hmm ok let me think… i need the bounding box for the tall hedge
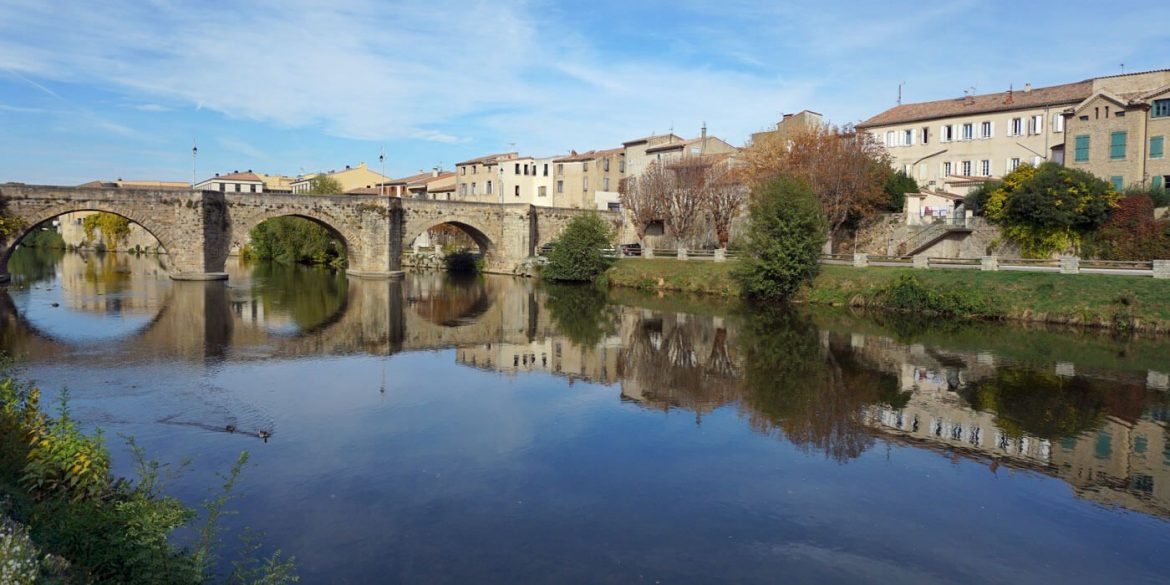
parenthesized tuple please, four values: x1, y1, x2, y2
(733, 176, 828, 302)
(542, 214, 614, 282)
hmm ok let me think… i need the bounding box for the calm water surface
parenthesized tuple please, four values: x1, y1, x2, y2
(3, 247, 1170, 584)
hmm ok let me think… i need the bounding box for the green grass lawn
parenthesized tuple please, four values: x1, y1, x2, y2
(604, 259, 1170, 332)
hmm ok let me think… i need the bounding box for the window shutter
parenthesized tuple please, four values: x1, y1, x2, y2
(1150, 136, 1164, 159)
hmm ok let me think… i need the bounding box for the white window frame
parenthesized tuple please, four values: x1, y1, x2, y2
(961, 123, 974, 140)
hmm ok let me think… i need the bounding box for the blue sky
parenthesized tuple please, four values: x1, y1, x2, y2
(1, 0, 1167, 185)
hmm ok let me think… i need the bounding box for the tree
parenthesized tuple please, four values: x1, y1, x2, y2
(308, 175, 343, 195)
(704, 160, 749, 249)
(660, 158, 712, 247)
(743, 124, 889, 249)
(619, 164, 669, 245)
(543, 213, 615, 282)
(883, 169, 918, 212)
(983, 162, 1118, 257)
(733, 176, 828, 302)
(0, 196, 25, 240)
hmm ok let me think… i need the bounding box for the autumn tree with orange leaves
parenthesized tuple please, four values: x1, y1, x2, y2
(743, 124, 891, 249)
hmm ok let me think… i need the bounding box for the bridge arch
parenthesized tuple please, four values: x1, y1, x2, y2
(227, 211, 362, 269)
(1, 204, 180, 280)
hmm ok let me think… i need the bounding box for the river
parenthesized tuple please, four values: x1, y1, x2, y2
(3, 247, 1169, 584)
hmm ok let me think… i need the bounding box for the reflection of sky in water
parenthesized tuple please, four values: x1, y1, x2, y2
(5, 252, 1170, 584)
(12, 284, 158, 343)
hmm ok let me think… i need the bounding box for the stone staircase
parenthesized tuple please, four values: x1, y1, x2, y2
(899, 220, 972, 257)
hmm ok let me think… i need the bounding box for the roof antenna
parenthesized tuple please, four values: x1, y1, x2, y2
(897, 81, 905, 105)
(1120, 62, 1125, 73)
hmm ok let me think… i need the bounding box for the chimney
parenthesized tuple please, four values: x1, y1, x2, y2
(345, 165, 351, 170)
(432, 167, 439, 177)
(1024, 83, 1032, 93)
(700, 122, 708, 156)
(1004, 85, 1014, 105)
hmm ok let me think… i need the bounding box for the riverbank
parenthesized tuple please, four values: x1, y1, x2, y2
(604, 259, 1170, 333)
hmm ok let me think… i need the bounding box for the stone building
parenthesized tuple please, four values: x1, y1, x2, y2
(859, 82, 1088, 195)
(749, 110, 824, 146)
(453, 152, 518, 203)
(552, 147, 625, 209)
(195, 171, 266, 193)
(1062, 70, 1170, 190)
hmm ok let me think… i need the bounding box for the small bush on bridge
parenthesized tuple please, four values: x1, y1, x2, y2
(542, 213, 615, 282)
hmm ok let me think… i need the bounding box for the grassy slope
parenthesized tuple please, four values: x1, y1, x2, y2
(604, 259, 1170, 332)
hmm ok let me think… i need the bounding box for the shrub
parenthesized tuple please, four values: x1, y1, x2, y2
(443, 250, 482, 274)
(733, 176, 827, 302)
(883, 169, 918, 212)
(1082, 195, 1170, 260)
(543, 213, 614, 282)
(869, 275, 1003, 318)
(963, 180, 1002, 217)
(983, 162, 1118, 257)
(81, 212, 131, 249)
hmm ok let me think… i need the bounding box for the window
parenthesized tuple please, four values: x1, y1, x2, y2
(1052, 114, 1064, 133)
(460, 166, 466, 176)
(603, 177, 610, 191)
(603, 158, 610, 172)
(941, 125, 954, 142)
(619, 159, 626, 172)
(943, 161, 952, 176)
(515, 163, 520, 174)
(472, 165, 477, 174)
(1111, 176, 1124, 191)
(1074, 134, 1090, 162)
(514, 185, 520, 197)
(583, 176, 589, 191)
(921, 127, 929, 144)
(904, 129, 914, 145)
(607, 202, 621, 212)
(1010, 117, 1023, 136)
(459, 184, 467, 196)
(219, 183, 225, 192)
(486, 180, 493, 194)
(556, 164, 563, 175)
(886, 130, 897, 146)
(981, 160, 991, 176)
(980, 121, 993, 138)
(539, 186, 547, 197)
(961, 160, 972, 175)
(1150, 136, 1164, 159)
(1029, 115, 1044, 135)
(1110, 131, 1127, 160)
(1154, 99, 1170, 118)
(556, 180, 564, 193)
(583, 161, 588, 172)
(250, 184, 256, 193)
(471, 182, 477, 194)
(961, 123, 973, 140)
(1009, 158, 1021, 172)
(1154, 176, 1164, 190)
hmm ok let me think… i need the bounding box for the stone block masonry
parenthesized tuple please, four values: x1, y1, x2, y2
(0, 184, 618, 282)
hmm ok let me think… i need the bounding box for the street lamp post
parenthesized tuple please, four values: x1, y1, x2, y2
(379, 148, 386, 197)
(191, 140, 198, 188)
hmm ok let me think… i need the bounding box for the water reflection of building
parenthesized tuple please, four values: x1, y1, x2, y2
(457, 337, 623, 384)
(849, 332, 1170, 518)
(57, 252, 170, 315)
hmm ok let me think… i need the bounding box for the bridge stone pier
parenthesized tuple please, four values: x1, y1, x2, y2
(0, 184, 623, 283)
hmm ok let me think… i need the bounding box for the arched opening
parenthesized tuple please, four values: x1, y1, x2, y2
(237, 215, 352, 271)
(2, 208, 175, 287)
(405, 271, 491, 327)
(405, 221, 493, 272)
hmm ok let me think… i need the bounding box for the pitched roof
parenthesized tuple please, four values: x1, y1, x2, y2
(456, 152, 517, 166)
(858, 80, 1093, 128)
(204, 171, 263, 182)
(553, 147, 623, 163)
(622, 133, 682, 146)
(646, 138, 700, 154)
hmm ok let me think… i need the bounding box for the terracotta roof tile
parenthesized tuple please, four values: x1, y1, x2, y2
(859, 81, 1093, 128)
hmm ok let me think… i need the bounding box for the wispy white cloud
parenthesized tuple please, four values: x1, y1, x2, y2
(0, 103, 48, 113)
(132, 103, 170, 112)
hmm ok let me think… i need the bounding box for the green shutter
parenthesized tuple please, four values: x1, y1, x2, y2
(1154, 176, 1164, 190)
(1074, 135, 1090, 162)
(1151, 136, 1165, 159)
(1111, 176, 1124, 191)
(1110, 131, 1127, 160)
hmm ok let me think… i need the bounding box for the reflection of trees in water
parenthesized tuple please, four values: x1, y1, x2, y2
(959, 368, 1156, 440)
(250, 262, 348, 331)
(543, 283, 618, 349)
(737, 308, 906, 463)
(619, 313, 741, 415)
(7, 245, 65, 285)
(410, 274, 490, 326)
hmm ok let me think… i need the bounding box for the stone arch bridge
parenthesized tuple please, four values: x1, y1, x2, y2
(0, 184, 621, 282)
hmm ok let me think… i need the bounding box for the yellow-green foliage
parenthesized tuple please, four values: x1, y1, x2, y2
(983, 163, 1118, 258)
(81, 212, 132, 248)
(21, 390, 111, 502)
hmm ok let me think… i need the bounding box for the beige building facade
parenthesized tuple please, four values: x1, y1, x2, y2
(1063, 70, 1170, 190)
(860, 82, 1089, 194)
(552, 147, 625, 209)
(454, 152, 518, 203)
(749, 110, 824, 145)
(291, 162, 388, 194)
(195, 171, 266, 193)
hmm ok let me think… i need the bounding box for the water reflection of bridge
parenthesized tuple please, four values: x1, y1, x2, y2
(4, 259, 1170, 521)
